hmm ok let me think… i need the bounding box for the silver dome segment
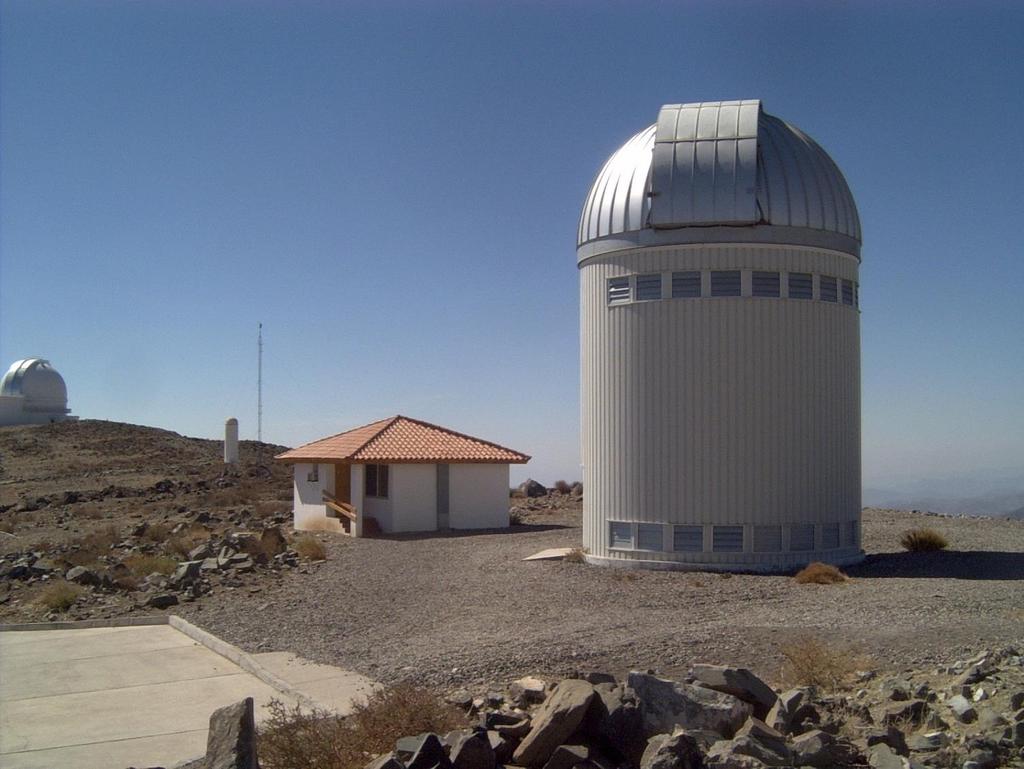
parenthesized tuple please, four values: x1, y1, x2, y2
(577, 100, 861, 261)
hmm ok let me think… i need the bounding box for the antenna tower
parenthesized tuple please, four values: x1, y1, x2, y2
(257, 322, 263, 443)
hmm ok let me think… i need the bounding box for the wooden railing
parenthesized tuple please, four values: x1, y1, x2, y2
(322, 492, 357, 521)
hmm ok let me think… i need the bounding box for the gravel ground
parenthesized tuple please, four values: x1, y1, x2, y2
(177, 507, 1024, 691)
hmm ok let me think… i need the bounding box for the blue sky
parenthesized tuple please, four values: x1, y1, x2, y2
(1, 1, 1022, 489)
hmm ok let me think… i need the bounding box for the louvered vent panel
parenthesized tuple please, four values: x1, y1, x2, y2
(821, 523, 840, 549)
(711, 271, 741, 297)
(637, 523, 663, 551)
(713, 525, 744, 552)
(820, 276, 838, 303)
(790, 524, 815, 551)
(607, 277, 630, 305)
(754, 525, 782, 552)
(752, 271, 780, 297)
(635, 274, 662, 301)
(788, 272, 813, 300)
(671, 271, 701, 298)
(673, 525, 703, 552)
(842, 280, 854, 305)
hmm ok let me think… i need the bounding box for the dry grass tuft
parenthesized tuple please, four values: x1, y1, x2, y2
(292, 534, 326, 561)
(124, 553, 178, 576)
(778, 635, 867, 691)
(38, 580, 85, 612)
(794, 561, 849, 584)
(142, 522, 172, 543)
(900, 527, 948, 552)
(260, 684, 467, 769)
(564, 546, 588, 564)
(165, 525, 209, 558)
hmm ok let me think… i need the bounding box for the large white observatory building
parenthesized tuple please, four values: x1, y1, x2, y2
(578, 100, 862, 571)
(0, 358, 75, 426)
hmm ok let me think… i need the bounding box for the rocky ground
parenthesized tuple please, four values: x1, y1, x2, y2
(4, 420, 1024, 768)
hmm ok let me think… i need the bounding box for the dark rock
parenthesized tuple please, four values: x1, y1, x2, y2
(732, 718, 791, 766)
(581, 683, 646, 767)
(583, 672, 618, 686)
(510, 676, 547, 706)
(62, 491, 82, 505)
(483, 712, 525, 729)
(365, 755, 405, 769)
(486, 731, 515, 764)
(205, 697, 257, 769)
(189, 543, 214, 561)
(764, 689, 802, 734)
(1011, 691, 1024, 710)
(963, 749, 998, 769)
(65, 566, 100, 585)
(541, 744, 589, 769)
(517, 479, 547, 498)
(865, 726, 909, 757)
(170, 560, 203, 587)
(792, 730, 864, 767)
(881, 699, 927, 728)
(405, 733, 451, 769)
(145, 593, 179, 609)
(639, 731, 703, 769)
(450, 730, 496, 769)
(260, 526, 288, 556)
(906, 732, 948, 752)
(513, 679, 596, 767)
(691, 664, 777, 720)
(493, 719, 531, 739)
(30, 559, 60, 575)
(957, 661, 996, 687)
(628, 671, 751, 738)
(447, 691, 474, 710)
(948, 694, 978, 723)
(153, 479, 175, 494)
(867, 743, 905, 769)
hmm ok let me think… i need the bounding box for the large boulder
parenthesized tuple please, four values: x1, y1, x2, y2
(582, 683, 647, 766)
(730, 719, 791, 766)
(628, 672, 752, 739)
(513, 679, 597, 767)
(403, 734, 452, 769)
(690, 665, 777, 720)
(792, 730, 865, 767)
(205, 697, 258, 769)
(947, 694, 978, 723)
(517, 479, 548, 498)
(450, 730, 496, 769)
(541, 744, 589, 769)
(639, 730, 703, 769)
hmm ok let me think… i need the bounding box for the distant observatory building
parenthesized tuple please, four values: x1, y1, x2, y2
(0, 358, 76, 426)
(578, 100, 863, 571)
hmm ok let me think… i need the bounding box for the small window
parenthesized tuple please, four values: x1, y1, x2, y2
(635, 273, 662, 301)
(751, 271, 780, 297)
(609, 521, 633, 549)
(754, 525, 782, 552)
(608, 277, 630, 305)
(710, 271, 741, 297)
(820, 276, 838, 303)
(842, 280, 854, 306)
(365, 463, 389, 498)
(637, 523, 663, 551)
(854, 283, 860, 308)
(847, 519, 860, 547)
(713, 525, 744, 552)
(821, 523, 840, 549)
(671, 271, 701, 298)
(790, 524, 815, 551)
(788, 273, 813, 300)
(673, 525, 703, 552)
(306, 464, 319, 483)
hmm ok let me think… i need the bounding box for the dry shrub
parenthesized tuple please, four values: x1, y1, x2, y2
(292, 534, 326, 561)
(124, 553, 178, 576)
(143, 522, 171, 543)
(553, 480, 572, 494)
(165, 525, 208, 557)
(508, 510, 524, 526)
(564, 546, 588, 564)
(794, 562, 848, 584)
(112, 573, 141, 591)
(778, 635, 866, 691)
(260, 685, 466, 769)
(900, 527, 948, 552)
(38, 580, 85, 612)
(77, 503, 105, 520)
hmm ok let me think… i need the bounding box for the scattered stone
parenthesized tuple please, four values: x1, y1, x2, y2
(640, 730, 703, 769)
(510, 676, 547, 706)
(541, 744, 588, 769)
(65, 566, 100, 585)
(628, 671, 751, 739)
(486, 731, 515, 764)
(513, 679, 596, 767)
(690, 664, 777, 720)
(205, 697, 257, 769)
(865, 726, 909, 757)
(517, 479, 547, 498)
(948, 694, 978, 723)
(907, 731, 948, 752)
(450, 730, 496, 769)
(1011, 691, 1024, 710)
(145, 593, 179, 609)
(365, 755, 404, 769)
(405, 733, 451, 769)
(867, 743, 906, 769)
(583, 682, 646, 766)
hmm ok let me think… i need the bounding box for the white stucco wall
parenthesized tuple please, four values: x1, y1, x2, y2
(366, 464, 437, 533)
(449, 464, 510, 530)
(292, 463, 345, 533)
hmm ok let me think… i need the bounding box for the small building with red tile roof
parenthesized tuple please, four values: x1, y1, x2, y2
(275, 415, 530, 536)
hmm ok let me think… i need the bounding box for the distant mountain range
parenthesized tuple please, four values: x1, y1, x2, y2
(864, 468, 1024, 518)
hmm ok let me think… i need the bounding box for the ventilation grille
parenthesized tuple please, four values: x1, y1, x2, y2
(788, 273, 813, 300)
(637, 523, 663, 551)
(608, 277, 630, 305)
(673, 525, 703, 552)
(790, 524, 815, 551)
(671, 271, 701, 298)
(848, 519, 860, 547)
(635, 274, 662, 301)
(711, 271, 741, 297)
(713, 525, 744, 552)
(751, 271, 780, 297)
(754, 525, 782, 552)
(842, 280, 854, 306)
(820, 276, 838, 303)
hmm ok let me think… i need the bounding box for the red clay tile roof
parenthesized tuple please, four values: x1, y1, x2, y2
(275, 416, 530, 464)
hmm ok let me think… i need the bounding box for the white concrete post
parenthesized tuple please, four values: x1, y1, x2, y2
(224, 418, 239, 464)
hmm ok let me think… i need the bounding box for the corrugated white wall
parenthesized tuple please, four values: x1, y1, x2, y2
(449, 464, 510, 530)
(580, 244, 861, 569)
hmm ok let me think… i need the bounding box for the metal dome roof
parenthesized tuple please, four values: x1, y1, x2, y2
(577, 100, 861, 261)
(0, 358, 69, 412)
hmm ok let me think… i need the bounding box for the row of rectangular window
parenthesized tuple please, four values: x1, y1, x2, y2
(609, 520, 859, 553)
(608, 271, 858, 307)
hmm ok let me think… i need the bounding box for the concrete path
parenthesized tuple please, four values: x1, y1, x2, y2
(0, 623, 376, 769)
